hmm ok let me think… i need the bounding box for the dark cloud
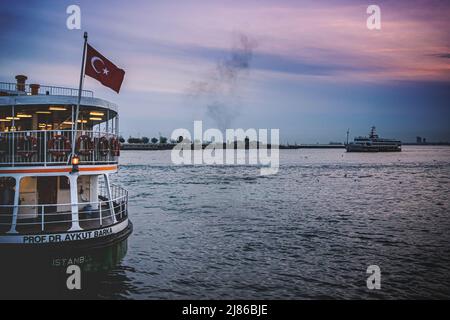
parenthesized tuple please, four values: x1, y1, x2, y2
(434, 53, 450, 59)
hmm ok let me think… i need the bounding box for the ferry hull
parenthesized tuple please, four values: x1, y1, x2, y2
(346, 145, 401, 152)
(0, 232, 131, 299)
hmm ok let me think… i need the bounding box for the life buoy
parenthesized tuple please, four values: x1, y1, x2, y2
(98, 136, 110, 157)
(110, 137, 120, 156)
(17, 136, 38, 159)
(48, 135, 71, 158)
(76, 135, 94, 156)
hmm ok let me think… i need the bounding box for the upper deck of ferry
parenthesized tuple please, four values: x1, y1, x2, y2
(0, 75, 120, 168)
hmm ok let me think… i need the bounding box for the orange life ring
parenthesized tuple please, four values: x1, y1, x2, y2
(98, 136, 110, 157)
(76, 135, 94, 156)
(110, 137, 120, 156)
(17, 136, 38, 159)
(48, 135, 71, 158)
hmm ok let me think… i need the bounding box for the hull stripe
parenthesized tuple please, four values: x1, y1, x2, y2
(0, 219, 129, 245)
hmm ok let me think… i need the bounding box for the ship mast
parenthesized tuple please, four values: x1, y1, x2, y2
(370, 126, 377, 139)
(71, 32, 88, 164)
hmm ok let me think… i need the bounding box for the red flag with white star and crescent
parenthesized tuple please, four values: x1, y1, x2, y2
(85, 44, 125, 93)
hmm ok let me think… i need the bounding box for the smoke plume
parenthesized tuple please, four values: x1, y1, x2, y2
(188, 33, 258, 131)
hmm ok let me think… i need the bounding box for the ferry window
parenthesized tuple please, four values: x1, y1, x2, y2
(59, 176, 70, 190)
(77, 175, 91, 203)
(0, 177, 15, 206)
(0, 177, 15, 231)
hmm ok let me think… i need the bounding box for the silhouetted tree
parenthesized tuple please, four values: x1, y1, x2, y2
(128, 137, 143, 144)
(142, 137, 150, 144)
(159, 136, 168, 144)
(151, 137, 158, 144)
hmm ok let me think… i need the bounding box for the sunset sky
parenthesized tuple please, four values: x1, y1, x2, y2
(1, 0, 449, 142)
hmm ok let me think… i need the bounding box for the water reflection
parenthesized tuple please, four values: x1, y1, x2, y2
(0, 239, 129, 299)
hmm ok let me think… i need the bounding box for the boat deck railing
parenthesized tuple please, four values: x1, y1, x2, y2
(0, 184, 128, 235)
(0, 82, 94, 98)
(0, 129, 119, 167)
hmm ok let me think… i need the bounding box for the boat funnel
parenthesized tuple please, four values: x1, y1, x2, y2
(15, 74, 28, 92)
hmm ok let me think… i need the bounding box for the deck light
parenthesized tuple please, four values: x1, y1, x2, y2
(71, 155, 80, 173)
(6, 117, 20, 120)
(0, 119, 11, 122)
(36, 111, 52, 114)
(72, 156, 80, 165)
(89, 117, 102, 121)
(64, 120, 88, 124)
(49, 106, 67, 111)
(89, 111, 104, 116)
(17, 114, 32, 118)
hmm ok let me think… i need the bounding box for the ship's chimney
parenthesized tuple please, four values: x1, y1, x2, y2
(30, 83, 40, 95)
(15, 75, 27, 92)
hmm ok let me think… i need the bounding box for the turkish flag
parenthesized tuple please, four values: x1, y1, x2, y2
(85, 44, 125, 93)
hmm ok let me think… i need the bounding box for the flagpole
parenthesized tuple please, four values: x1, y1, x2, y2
(71, 31, 88, 162)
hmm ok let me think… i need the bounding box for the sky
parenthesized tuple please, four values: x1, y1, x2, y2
(0, 0, 449, 143)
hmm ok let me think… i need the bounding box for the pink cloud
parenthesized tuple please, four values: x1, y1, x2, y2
(88, 1, 449, 85)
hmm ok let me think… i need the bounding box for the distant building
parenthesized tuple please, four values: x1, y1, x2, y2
(416, 136, 422, 144)
(423, 138, 426, 143)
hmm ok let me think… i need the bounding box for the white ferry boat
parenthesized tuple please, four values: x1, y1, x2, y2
(0, 75, 132, 247)
(346, 126, 401, 152)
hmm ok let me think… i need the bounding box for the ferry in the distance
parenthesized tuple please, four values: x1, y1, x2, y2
(346, 126, 401, 152)
(0, 75, 132, 247)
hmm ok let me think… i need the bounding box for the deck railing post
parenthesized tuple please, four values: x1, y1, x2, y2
(68, 174, 81, 231)
(41, 205, 45, 232)
(125, 196, 127, 218)
(11, 131, 15, 167)
(99, 202, 103, 227)
(44, 132, 47, 166)
(103, 174, 117, 224)
(7, 176, 21, 234)
(120, 199, 123, 220)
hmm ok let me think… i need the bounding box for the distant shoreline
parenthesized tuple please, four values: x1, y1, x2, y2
(120, 142, 450, 151)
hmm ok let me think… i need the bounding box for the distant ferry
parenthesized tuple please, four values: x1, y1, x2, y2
(346, 127, 401, 152)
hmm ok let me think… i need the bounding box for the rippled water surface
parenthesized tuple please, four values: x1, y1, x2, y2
(102, 146, 450, 299)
